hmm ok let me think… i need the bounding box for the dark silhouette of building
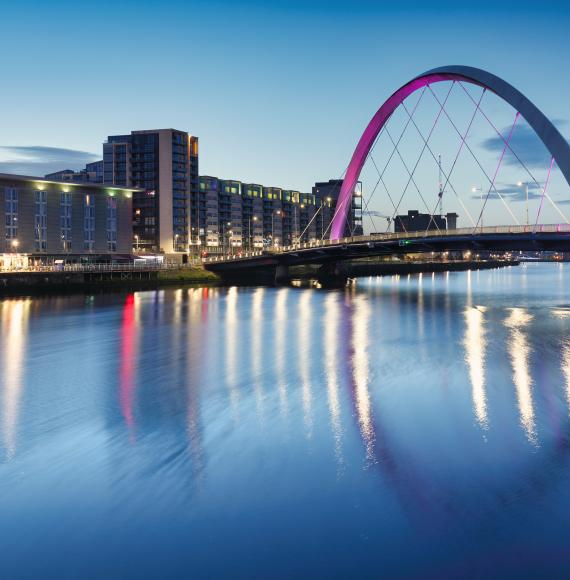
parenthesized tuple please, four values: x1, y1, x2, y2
(394, 210, 459, 233)
(312, 179, 363, 238)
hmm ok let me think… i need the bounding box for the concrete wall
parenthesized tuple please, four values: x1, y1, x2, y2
(158, 130, 174, 253)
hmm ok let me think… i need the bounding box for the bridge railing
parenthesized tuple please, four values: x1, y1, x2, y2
(1, 263, 177, 274)
(202, 224, 570, 264)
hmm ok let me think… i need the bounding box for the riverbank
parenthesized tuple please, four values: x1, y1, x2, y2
(0, 259, 520, 296)
(0, 266, 221, 296)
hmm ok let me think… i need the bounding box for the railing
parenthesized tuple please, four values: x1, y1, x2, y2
(202, 224, 570, 264)
(1, 263, 177, 274)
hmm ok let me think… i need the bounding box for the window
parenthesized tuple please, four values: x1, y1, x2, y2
(61, 192, 72, 251)
(5, 187, 18, 243)
(35, 190, 48, 251)
(107, 197, 117, 252)
(84, 194, 95, 251)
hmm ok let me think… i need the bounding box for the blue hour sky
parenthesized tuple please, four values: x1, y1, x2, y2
(1, 0, 569, 225)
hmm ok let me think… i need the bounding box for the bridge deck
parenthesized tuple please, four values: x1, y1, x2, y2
(204, 224, 570, 269)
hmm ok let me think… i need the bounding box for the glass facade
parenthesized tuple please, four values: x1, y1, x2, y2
(5, 187, 18, 244)
(83, 194, 95, 251)
(60, 192, 72, 251)
(195, 177, 327, 252)
(106, 197, 118, 252)
(105, 130, 199, 252)
(34, 190, 48, 251)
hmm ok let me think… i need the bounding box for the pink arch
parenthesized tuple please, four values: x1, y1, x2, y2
(329, 66, 570, 240)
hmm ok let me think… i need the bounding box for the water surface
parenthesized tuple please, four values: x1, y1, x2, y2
(2, 264, 570, 578)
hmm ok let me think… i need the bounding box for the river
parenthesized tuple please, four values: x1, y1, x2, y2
(1, 263, 570, 578)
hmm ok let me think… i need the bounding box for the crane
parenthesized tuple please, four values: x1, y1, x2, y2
(362, 210, 392, 224)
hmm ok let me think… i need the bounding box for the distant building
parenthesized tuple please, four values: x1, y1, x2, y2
(196, 177, 318, 253)
(85, 160, 104, 183)
(446, 212, 459, 230)
(103, 129, 199, 253)
(45, 160, 103, 184)
(312, 179, 363, 238)
(394, 210, 459, 233)
(0, 173, 135, 267)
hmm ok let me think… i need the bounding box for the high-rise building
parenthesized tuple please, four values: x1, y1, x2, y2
(103, 129, 199, 253)
(197, 176, 319, 253)
(312, 179, 363, 238)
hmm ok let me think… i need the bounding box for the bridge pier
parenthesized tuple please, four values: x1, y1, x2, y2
(275, 264, 290, 285)
(317, 262, 350, 287)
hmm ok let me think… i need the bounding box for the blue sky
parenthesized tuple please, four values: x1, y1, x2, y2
(1, 0, 569, 226)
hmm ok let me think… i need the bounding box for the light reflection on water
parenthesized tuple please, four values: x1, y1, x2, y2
(1, 299, 30, 459)
(464, 299, 489, 429)
(2, 264, 570, 578)
(324, 293, 344, 472)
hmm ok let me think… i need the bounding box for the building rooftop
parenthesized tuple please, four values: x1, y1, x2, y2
(0, 173, 142, 193)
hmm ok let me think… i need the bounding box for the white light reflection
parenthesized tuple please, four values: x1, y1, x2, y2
(324, 293, 344, 472)
(251, 288, 266, 425)
(505, 308, 537, 445)
(173, 288, 183, 325)
(464, 306, 489, 429)
(560, 341, 570, 417)
(417, 273, 425, 341)
(298, 290, 313, 439)
(1, 300, 30, 460)
(225, 287, 240, 412)
(351, 294, 375, 462)
(274, 288, 289, 417)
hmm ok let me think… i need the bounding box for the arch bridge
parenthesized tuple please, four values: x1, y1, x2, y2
(204, 66, 570, 284)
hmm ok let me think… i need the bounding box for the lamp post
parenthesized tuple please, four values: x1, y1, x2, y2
(471, 186, 484, 228)
(517, 181, 530, 226)
(272, 209, 281, 248)
(298, 204, 305, 243)
(11, 239, 19, 251)
(249, 215, 258, 251)
(134, 234, 139, 253)
(321, 196, 332, 238)
(174, 233, 179, 252)
(222, 221, 231, 254)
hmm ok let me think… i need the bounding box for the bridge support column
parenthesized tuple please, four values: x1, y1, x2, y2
(275, 264, 290, 285)
(317, 262, 350, 287)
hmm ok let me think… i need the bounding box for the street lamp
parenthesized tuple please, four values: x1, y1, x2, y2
(249, 215, 258, 251)
(472, 186, 484, 228)
(134, 234, 139, 252)
(222, 221, 231, 254)
(174, 233, 179, 252)
(272, 209, 281, 248)
(517, 181, 530, 226)
(320, 197, 333, 238)
(11, 239, 19, 250)
(298, 204, 306, 243)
